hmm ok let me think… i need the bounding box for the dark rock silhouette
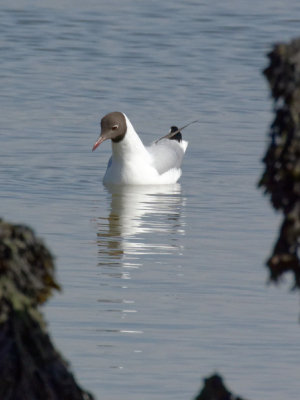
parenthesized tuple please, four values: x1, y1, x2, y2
(259, 38, 300, 289)
(194, 374, 246, 400)
(0, 219, 94, 400)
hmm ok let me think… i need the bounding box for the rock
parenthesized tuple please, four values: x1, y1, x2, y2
(0, 219, 95, 400)
(194, 374, 246, 400)
(259, 38, 300, 289)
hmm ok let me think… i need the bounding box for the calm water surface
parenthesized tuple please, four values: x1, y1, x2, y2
(1, 1, 300, 399)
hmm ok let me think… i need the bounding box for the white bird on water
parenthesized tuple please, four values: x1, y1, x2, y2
(92, 111, 193, 185)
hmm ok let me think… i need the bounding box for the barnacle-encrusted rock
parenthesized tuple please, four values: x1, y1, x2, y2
(259, 38, 300, 288)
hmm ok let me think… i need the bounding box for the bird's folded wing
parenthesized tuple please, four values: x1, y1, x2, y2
(146, 140, 186, 175)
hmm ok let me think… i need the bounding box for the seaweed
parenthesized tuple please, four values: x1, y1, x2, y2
(0, 220, 94, 400)
(259, 39, 300, 289)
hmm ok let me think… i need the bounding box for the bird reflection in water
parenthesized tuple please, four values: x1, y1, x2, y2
(96, 184, 185, 265)
(95, 184, 186, 341)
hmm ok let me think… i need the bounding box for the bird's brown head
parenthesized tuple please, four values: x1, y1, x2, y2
(92, 112, 127, 151)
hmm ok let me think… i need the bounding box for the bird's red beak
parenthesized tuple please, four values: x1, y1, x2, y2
(92, 136, 106, 151)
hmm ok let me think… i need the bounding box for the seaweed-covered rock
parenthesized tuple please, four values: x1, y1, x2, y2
(194, 374, 246, 400)
(0, 219, 60, 316)
(0, 219, 94, 400)
(259, 38, 300, 289)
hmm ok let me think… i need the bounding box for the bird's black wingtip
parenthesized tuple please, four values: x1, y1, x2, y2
(169, 126, 182, 142)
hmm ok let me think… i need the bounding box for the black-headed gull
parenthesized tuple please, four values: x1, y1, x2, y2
(92, 112, 188, 185)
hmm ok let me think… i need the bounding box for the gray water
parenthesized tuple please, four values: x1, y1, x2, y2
(1, 1, 300, 399)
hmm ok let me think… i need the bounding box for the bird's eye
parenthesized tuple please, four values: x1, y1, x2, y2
(112, 124, 119, 130)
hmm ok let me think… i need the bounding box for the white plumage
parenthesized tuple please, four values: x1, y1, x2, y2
(92, 112, 188, 185)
